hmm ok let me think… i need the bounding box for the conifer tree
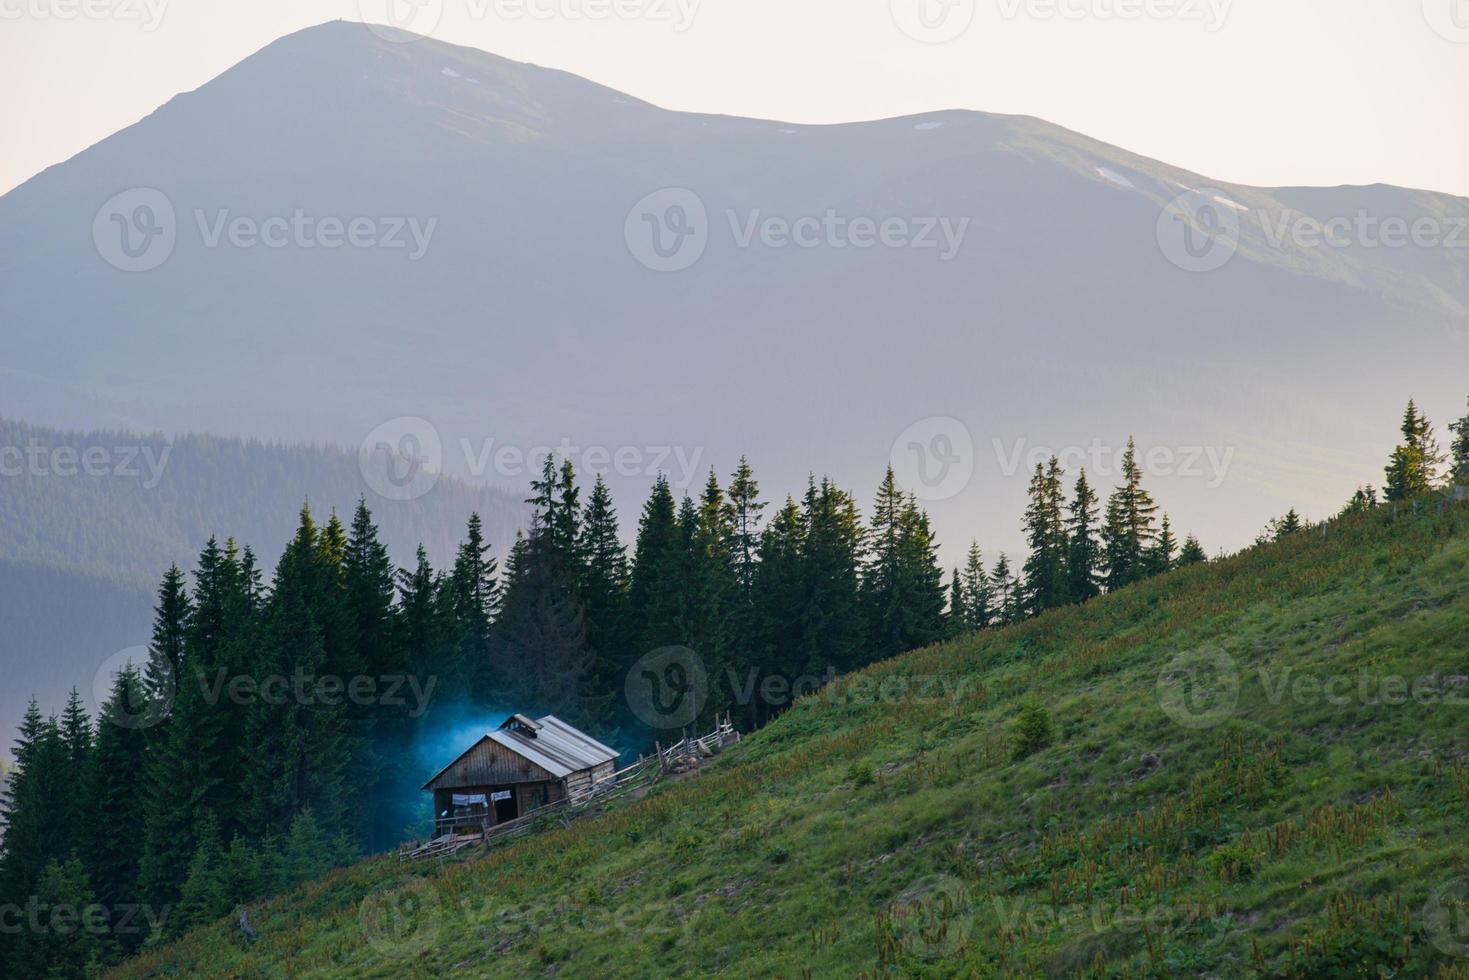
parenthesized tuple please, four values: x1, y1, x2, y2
(343, 499, 403, 852)
(59, 688, 92, 841)
(1021, 458, 1069, 615)
(1176, 534, 1208, 566)
(579, 476, 630, 697)
(448, 512, 498, 692)
(990, 554, 1020, 625)
(1101, 438, 1159, 591)
(146, 564, 191, 710)
(173, 812, 230, 938)
(861, 469, 944, 656)
(220, 834, 262, 907)
(238, 507, 351, 843)
(796, 478, 866, 675)
(1065, 470, 1103, 603)
(750, 498, 806, 727)
(960, 543, 994, 631)
(1339, 486, 1380, 517)
(87, 666, 149, 921)
(139, 536, 253, 906)
(1449, 397, 1469, 485)
(0, 702, 68, 951)
(8, 858, 115, 977)
(1149, 514, 1179, 574)
(946, 568, 967, 637)
(1384, 399, 1444, 500)
(627, 475, 683, 655)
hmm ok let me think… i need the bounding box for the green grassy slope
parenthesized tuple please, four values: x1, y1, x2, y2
(119, 500, 1469, 978)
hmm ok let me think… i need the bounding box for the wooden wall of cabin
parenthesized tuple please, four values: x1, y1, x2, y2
(425, 736, 557, 791)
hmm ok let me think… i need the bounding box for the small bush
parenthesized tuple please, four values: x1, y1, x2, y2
(1206, 842, 1258, 882)
(1011, 703, 1055, 761)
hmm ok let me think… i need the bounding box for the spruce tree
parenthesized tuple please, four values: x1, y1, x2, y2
(138, 538, 249, 907)
(87, 666, 150, 921)
(960, 543, 994, 631)
(946, 568, 967, 637)
(448, 512, 498, 692)
(627, 475, 683, 655)
(1101, 438, 1159, 591)
(1148, 514, 1179, 574)
(343, 499, 402, 851)
(8, 858, 115, 977)
(990, 554, 1020, 625)
(861, 469, 944, 657)
(146, 564, 191, 710)
(238, 507, 351, 842)
(0, 702, 60, 954)
(796, 478, 865, 675)
(1384, 399, 1444, 501)
(579, 476, 630, 698)
(1176, 534, 1208, 566)
(1449, 397, 1469, 485)
(172, 812, 230, 938)
(59, 688, 92, 842)
(750, 498, 806, 727)
(1021, 458, 1069, 615)
(1065, 470, 1103, 603)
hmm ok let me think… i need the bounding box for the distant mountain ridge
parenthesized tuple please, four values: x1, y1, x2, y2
(1, 19, 1466, 561)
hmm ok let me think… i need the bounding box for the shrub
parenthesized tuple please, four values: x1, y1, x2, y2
(1011, 703, 1055, 761)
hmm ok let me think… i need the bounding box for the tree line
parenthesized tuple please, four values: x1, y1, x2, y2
(5, 394, 1467, 974)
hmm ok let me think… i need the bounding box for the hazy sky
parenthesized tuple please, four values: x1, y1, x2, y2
(3, 0, 1468, 197)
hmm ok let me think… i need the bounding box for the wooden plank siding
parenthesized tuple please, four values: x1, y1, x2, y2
(424, 735, 557, 791)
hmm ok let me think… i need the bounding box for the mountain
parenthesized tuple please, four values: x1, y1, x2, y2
(116, 497, 1469, 976)
(0, 417, 524, 750)
(1, 21, 1467, 558)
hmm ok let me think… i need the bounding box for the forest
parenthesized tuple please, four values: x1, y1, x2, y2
(1, 397, 1465, 974)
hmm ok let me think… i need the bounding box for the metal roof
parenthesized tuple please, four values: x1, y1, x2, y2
(422, 713, 618, 788)
(488, 714, 618, 778)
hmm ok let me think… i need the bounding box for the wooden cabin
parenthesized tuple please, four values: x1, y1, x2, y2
(422, 714, 619, 835)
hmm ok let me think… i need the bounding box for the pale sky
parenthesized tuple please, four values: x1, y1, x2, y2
(2, 0, 1468, 198)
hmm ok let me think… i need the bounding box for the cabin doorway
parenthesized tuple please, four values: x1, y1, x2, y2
(492, 790, 517, 824)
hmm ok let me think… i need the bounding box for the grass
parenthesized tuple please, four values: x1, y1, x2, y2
(116, 499, 1469, 978)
